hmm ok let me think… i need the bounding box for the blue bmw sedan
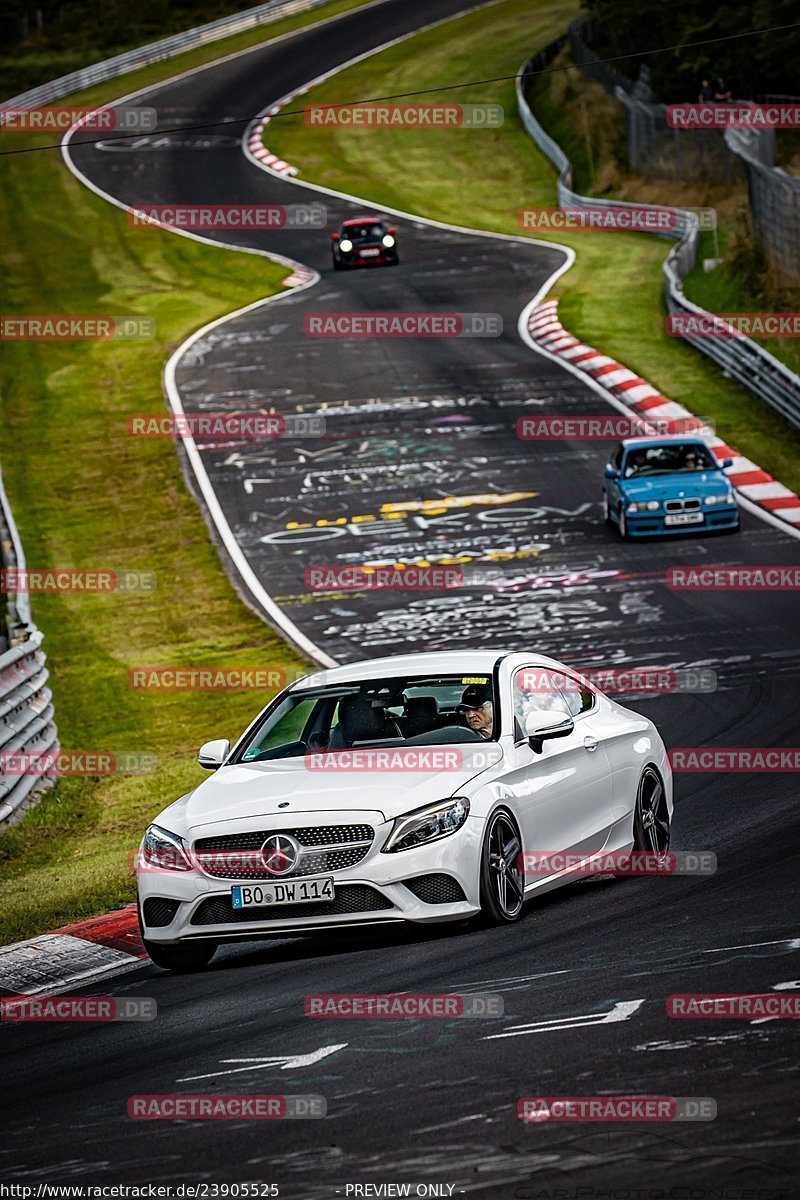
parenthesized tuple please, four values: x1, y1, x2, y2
(603, 437, 739, 539)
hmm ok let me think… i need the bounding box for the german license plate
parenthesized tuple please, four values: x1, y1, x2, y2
(665, 512, 704, 526)
(231, 877, 335, 908)
(360, 248, 380, 257)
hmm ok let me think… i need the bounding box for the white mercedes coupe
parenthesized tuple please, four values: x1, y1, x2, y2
(137, 651, 672, 970)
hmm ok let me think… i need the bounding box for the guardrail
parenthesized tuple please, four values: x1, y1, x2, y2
(0, 467, 58, 829)
(517, 48, 800, 432)
(1, 0, 335, 112)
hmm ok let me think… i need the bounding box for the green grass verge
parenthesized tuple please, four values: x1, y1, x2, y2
(0, 0, 393, 944)
(265, 0, 800, 493)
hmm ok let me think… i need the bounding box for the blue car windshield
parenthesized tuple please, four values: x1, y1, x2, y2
(624, 443, 715, 477)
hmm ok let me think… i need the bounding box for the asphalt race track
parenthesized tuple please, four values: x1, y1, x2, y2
(4, 0, 798, 1194)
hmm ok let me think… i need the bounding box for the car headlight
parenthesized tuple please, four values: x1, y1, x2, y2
(141, 824, 193, 871)
(382, 797, 470, 853)
(704, 492, 735, 505)
(627, 500, 659, 513)
(339, 238, 353, 252)
(382, 234, 395, 248)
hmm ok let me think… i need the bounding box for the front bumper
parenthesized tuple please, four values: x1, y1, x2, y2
(624, 504, 739, 536)
(137, 810, 481, 944)
(338, 248, 398, 267)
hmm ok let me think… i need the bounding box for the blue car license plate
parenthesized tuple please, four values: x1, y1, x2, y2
(664, 512, 704, 526)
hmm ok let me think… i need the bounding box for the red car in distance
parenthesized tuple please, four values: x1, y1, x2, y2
(331, 215, 399, 269)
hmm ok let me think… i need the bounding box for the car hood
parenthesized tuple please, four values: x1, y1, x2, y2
(622, 470, 729, 501)
(159, 746, 503, 832)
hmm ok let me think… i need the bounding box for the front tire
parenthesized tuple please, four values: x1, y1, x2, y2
(143, 938, 217, 972)
(618, 505, 630, 540)
(479, 808, 525, 924)
(603, 491, 613, 526)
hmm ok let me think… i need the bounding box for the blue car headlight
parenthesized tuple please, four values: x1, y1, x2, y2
(382, 797, 470, 853)
(704, 492, 735, 506)
(627, 500, 660, 513)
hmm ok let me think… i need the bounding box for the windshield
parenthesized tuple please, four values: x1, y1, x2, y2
(623, 443, 716, 477)
(234, 673, 497, 762)
(342, 222, 386, 242)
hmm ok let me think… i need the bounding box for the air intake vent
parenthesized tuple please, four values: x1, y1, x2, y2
(403, 874, 467, 904)
(142, 897, 180, 927)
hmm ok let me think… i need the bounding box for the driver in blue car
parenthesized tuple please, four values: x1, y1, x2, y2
(458, 684, 494, 739)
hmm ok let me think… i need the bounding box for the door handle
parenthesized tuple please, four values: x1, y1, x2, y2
(583, 736, 598, 752)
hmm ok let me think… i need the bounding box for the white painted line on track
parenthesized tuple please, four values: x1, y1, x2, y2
(178, 1043, 348, 1081)
(483, 998, 646, 1039)
(701, 938, 800, 954)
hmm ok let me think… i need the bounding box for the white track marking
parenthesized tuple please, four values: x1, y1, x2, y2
(178, 1043, 348, 1080)
(700, 938, 800, 954)
(161, 286, 339, 667)
(445, 970, 569, 990)
(483, 997, 645, 1039)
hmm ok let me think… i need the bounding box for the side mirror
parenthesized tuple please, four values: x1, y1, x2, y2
(604, 465, 619, 479)
(722, 457, 733, 468)
(331, 233, 340, 241)
(524, 710, 574, 754)
(197, 738, 230, 770)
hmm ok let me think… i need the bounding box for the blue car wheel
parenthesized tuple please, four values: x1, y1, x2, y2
(618, 505, 632, 540)
(602, 491, 613, 526)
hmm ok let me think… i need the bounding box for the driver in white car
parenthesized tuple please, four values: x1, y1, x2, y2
(458, 684, 494, 739)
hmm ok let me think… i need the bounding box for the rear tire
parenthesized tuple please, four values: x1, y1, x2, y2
(479, 808, 525, 924)
(143, 938, 217, 972)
